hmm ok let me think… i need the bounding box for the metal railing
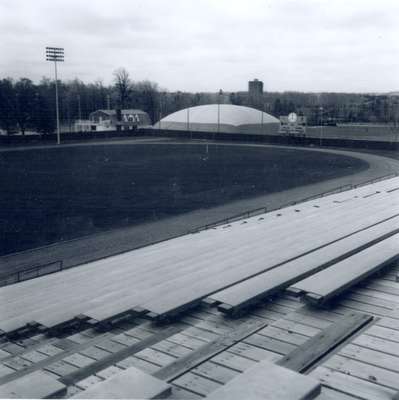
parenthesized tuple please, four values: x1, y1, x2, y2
(191, 172, 399, 233)
(0, 260, 63, 287)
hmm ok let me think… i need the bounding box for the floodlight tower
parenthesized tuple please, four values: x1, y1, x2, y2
(319, 106, 324, 146)
(46, 47, 64, 144)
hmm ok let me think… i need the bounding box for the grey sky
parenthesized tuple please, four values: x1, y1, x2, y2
(1, 0, 398, 92)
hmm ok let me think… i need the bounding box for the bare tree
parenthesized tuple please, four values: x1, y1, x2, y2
(113, 67, 131, 109)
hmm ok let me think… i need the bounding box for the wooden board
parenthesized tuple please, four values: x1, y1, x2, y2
(311, 366, 397, 400)
(289, 234, 399, 305)
(206, 360, 321, 400)
(60, 325, 182, 386)
(340, 343, 399, 373)
(72, 366, 171, 399)
(324, 354, 399, 390)
(210, 216, 399, 314)
(0, 370, 66, 398)
(154, 318, 268, 381)
(277, 312, 372, 372)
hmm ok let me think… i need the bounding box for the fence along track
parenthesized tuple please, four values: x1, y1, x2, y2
(191, 172, 398, 232)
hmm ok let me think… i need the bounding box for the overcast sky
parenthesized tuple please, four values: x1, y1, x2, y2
(1, 0, 398, 93)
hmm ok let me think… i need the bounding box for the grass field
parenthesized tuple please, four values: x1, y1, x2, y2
(0, 143, 368, 255)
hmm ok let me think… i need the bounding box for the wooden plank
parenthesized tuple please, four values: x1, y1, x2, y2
(316, 387, 358, 400)
(258, 326, 309, 346)
(352, 333, 399, 357)
(324, 354, 399, 390)
(283, 311, 332, 330)
(110, 333, 140, 347)
(134, 347, 177, 367)
(277, 312, 372, 373)
(192, 361, 239, 384)
(182, 326, 220, 342)
(206, 360, 321, 400)
(79, 346, 112, 361)
(376, 317, 399, 331)
(363, 281, 399, 296)
(340, 343, 399, 373)
(170, 385, 203, 399)
(311, 366, 396, 400)
(227, 342, 282, 362)
(345, 292, 395, 310)
(365, 325, 399, 343)
(272, 317, 322, 336)
(211, 217, 399, 314)
(153, 318, 268, 382)
(336, 300, 394, 318)
(0, 370, 66, 399)
(351, 287, 399, 304)
(151, 340, 193, 358)
(0, 364, 15, 379)
(172, 371, 221, 396)
(3, 356, 32, 371)
(211, 351, 257, 372)
(244, 334, 296, 355)
(72, 367, 171, 399)
(95, 365, 123, 380)
(59, 325, 182, 386)
(44, 360, 80, 377)
(166, 333, 207, 350)
(289, 234, 399, 305)
(116, 356, 160, 374)
(62, 353, 95, 368)
(75, 374, 103, 390)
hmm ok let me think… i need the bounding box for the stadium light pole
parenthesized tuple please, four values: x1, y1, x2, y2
(319, 106, 324, 147)
(46, 47, 64, 145)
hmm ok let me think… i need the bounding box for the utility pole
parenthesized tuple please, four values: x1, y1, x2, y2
(217, 89, 222, 137)
(159, 94, 162, 130)
(319, 106, 324, 147)
(187, 107, 190, 134)
(107, 94, 111, 110)
(46, 47, 64, 145)
(261, 104, 264, 135)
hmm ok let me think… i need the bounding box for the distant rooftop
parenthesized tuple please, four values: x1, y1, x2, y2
(94, 109, 148, 115)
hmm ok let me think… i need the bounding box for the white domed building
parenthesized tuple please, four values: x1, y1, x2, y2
(154, 104, 280, 135)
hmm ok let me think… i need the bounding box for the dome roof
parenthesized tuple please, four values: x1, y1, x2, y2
(157, 104, 279, 127)
(153, 104, 280, 135)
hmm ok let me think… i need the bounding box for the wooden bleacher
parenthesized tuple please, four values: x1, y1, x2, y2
(0, 177, 398, 335)
(288, 234, 399, 305)
(1, 177, 399, 399)
(208, 216, 399, 315)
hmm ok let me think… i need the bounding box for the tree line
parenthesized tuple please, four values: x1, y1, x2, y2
(0, 67, 398, 135)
